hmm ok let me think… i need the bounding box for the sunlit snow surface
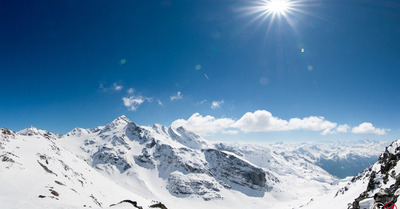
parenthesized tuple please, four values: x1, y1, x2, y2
(0, 116, 392, 209)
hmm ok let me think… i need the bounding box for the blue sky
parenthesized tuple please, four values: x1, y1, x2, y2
(0, 0, 399, 142)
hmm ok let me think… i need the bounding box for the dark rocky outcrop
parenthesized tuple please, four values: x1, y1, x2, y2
(346, 140, 400, 209)
(167, 172, 222, 200)
(149, 202, 168, 209)
(110, 200, 143, 209)
(203, 149, 277, 194)
(92, 147, 131, 173)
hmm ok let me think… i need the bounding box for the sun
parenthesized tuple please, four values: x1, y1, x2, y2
(265, 0, 292, 15)
(241, 0, 303, 26)
(239, 0, 316, 39)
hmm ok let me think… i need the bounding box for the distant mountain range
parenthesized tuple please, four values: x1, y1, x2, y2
(0, 116, 394, 209)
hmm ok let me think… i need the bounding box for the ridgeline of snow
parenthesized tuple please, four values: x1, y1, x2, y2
(0, 116, 392, 209)
(302, 140, 400, 209)
(0, 127, 149, 209)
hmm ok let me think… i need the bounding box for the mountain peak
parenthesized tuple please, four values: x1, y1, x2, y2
(1, 128, 15, 136)
(101, 115, 135, 133)
(114, 115, 131, 123)
(167, 126, 209, 149)
(66, 127, 91, 137)
(108, 115, 132, 126)
(16, 126, 59, 139)
(152, 123, 168, 135)
(18, 126, 41, 136)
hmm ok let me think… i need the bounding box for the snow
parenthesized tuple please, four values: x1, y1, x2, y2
(0, 129, 150, 209)
(0, 116, 394, 209)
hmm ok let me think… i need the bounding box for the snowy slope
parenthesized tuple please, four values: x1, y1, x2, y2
(0, 116, 391, 209)
(269, 141, 386, 178)
(342, 139, 400, 209)
(301, 140, 400, 209)
(58, 116, 281, 202)
(57, 116, 341, 208)
(0, 127, 151, 209)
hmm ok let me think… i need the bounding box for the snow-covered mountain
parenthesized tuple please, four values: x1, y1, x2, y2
(0, 127, 149, 209)
(269, 140, 385, 178)
(0, 116, 392, 209)
(295, 140, 400, 209)
(332, 139, 400, 209)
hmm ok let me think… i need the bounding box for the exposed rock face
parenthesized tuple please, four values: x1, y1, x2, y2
(125, 121, 152, 144)
(149, 202, 168, 209)
(167, 172, 222, 200)
(1, 128, 14, 136)
(92, 147, 131, 173)
(154, 144, 208, 176)
(338, 140, 400, 209)
(204, 149, 273, 192)
(134, 148, 155, 169)
(0, 128, 15, 149)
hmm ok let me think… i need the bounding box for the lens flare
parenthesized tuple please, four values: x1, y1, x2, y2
(240, 0, 314, 28)
(265, 0, 292, 15)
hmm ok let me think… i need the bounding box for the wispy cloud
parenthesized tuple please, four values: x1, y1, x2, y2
(211, 100, 224, 109)
(170, 91, 183, 101)
(122, 89, 152, 111)
(122, 96, 144, 111)
(157, 99, 163, 106)
(100, 82, 123, 92)
(113, 83, 123, 91)
(197, 100, 207, 105)
(171, 110, 390, 137)
(352, 122, 389, 135)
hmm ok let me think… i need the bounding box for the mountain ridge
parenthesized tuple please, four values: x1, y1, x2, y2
(0, 116, 391, 209)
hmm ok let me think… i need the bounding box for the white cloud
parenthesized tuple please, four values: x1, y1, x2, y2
(122, 92, 152, 111)
(289, 116, 337, 133)
(127, 88, 134, 94)
(170, 91, 183, 101)
(232, 110, 290, 132)
(171, 113, 236, 136)
(113, 83, 123, 91)
(352, 122, 389, 135)
(122, 96, 144, 111)
(211, 100, 224, 109)
(157, 99, 163, 106)
(232, 110, 338, 135)
(170, 110, 390, 137)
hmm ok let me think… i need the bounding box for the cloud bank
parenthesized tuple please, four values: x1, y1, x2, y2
(171, 110, 389, 137)
(232, 110, 339, 135)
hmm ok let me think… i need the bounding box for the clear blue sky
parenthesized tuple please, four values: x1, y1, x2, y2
(1, 0, 399, 142)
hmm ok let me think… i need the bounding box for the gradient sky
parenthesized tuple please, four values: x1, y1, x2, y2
(1, 0, 399, 142)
